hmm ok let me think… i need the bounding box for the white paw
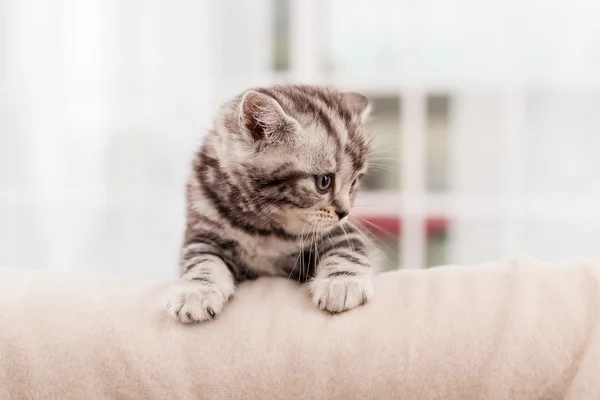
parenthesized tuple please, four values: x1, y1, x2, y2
(309, 273, 374, 314)
(166, 282, 235, 324)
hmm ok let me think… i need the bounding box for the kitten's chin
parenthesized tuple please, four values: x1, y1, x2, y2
(280, 218, 316, 236)
(281, 216, 337, 236)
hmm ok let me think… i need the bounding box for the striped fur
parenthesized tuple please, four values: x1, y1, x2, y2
(166, 84, 376, 323)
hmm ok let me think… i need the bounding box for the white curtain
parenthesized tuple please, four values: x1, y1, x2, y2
(450, 91, 600, 264)
(0, 0, 214, 278)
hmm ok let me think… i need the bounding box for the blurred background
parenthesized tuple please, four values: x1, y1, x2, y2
(1, 0, 600, 278)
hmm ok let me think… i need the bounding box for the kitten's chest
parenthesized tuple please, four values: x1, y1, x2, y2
(236, 235, 305, 276)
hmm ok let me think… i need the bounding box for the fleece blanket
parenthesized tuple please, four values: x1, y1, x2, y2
(0, 256, 599, 400)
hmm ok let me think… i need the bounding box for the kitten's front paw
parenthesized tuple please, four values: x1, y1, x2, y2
(309, 273, 374, 314)
(166, 282, 235, 324)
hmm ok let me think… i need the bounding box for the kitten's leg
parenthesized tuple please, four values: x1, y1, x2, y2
(166, 245, 235, 323)
(309, 234, 374, 313)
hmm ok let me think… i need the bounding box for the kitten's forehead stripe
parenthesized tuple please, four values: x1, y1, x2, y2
(256, 86, 372, 173)
(294, 86, 346, 143)
(275, 85, 365, 175)
(300, 85, 355, 139)
(277, 86, 341, 148)
(281, 85, 369, 172)
(311, 87, 354, 135)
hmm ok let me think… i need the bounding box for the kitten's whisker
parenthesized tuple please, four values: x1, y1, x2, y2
(303, 218, 318, 285)
(368, 148, 403, 156)
(367, 169, 399, 175)
(368, 163, 400, 170)
(340, 223, 355, 253)
(302, 218, 316, 279)
(352, 204, 393, 208)
(346, 220, 376, 247)
(351, 215, 399, 242)
(368, 168, 399, 174)
(369, 162, 400, 168)
(370, 144, 403, 150)
(289, 219, 311, 283)
(369, 158, 401, 162)
(368, 155, 401, 161)
(347, 220, 395, 267)
(323, 228, 335, 248)
(349, 216, 400, 267)
(367, 166, 400, 174)
(311, 221, 319, 280)
(368, 165, 400, 170)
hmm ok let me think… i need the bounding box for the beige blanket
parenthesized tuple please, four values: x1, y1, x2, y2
(0, 256, 599, 400)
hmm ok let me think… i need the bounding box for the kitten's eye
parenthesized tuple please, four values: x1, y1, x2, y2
(351, 178, 358, 187)
(314, 174, 333, 193)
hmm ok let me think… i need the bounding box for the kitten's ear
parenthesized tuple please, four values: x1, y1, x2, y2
(341, 92, 371, 123)
(239, 90, 298, 143)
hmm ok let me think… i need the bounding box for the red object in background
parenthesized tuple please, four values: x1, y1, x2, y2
(352, 215, 448, 238)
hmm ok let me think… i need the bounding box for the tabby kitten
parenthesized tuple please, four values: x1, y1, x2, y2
(166, 84, 375, 323)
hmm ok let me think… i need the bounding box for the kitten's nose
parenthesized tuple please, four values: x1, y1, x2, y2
(336, 210, 349, 220)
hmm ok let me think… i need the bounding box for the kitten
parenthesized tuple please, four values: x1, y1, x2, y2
(166, 84, 375, 323)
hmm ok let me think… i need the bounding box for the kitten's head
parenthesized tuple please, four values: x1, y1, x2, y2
(206, 85, 372, 235)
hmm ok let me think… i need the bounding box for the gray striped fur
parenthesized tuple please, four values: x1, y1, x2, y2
(165, 84, 376, 323)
